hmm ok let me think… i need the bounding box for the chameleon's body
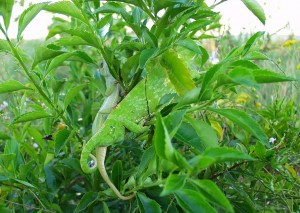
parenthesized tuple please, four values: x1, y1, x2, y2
(80, 60, 175, 200)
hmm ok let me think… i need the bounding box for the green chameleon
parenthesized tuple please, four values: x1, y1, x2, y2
(80, 58, 176, 200)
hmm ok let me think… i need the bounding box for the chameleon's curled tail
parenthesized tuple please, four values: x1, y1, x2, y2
(96, 147, 135, 200)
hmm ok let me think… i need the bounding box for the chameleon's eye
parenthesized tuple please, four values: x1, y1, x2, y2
(88, 160, 95, 168)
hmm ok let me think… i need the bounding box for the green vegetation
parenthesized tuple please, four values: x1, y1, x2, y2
(0, 0, 299, 212)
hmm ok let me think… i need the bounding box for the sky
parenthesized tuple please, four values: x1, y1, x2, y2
(0, 0, 299, 40)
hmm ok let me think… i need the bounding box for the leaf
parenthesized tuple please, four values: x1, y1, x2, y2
(44, 1, 85, 22)
(0, 0, 14, 29)
(12, 178, 37, 189)
(252, 69, 297, 83)
(228, 67, 258, 87)
(208, 108, 268, 145)
(0, 132, 10, 140)
(54, 36, 89, 46)
(175, 189, 217, 213)
(154, 0, 189, 14)
(74, 192, 99, 213)
(32, 46, 65, 68)
(162, 49, 196, 95)
(243, 51, 269, 60)
(112, 160, 123, 191)
(139, 48, 157, 69)
(161, 174, 186, 196)
(137, 193, 162, 213)
(0, 80, 32, 94)
(154, 114, 188, 168)
(164, 109, 186, 137)
(64, 29, 101, 49)
(175, 122, 204, 152)
(135, 146, 155, 177)
(185, 117, 219, 149)
(18, 2, 49, 40)
(102, 202, 111, 213)
(0, 39, 11, 53)
(189, 155, 216, 172)
(176, 39, 202, 55)
(55, 129, 71, 155)
(241, 0, 266, 24)
(64, 85, 86, 109)
(13, 111, 52, 124)
(242, 31, 265, 55)
(203, 147, 255, 162)
(193, 179, 234, 213)
(46, 51, 95, 75)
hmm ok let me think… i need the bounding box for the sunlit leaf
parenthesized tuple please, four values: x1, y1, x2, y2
(0, 80, 31, 94)
(0, 0, 14, 29)
(241, 0, 266, 24)
(13, 111, 52, 123)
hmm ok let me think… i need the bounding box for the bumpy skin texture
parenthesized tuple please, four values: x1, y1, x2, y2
(80, 60, 175, 199)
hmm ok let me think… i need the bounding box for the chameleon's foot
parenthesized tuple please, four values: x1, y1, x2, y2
(96, 147, 135, 200)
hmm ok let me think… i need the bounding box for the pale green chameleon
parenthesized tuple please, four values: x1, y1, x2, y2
(80, 58, 175, 200)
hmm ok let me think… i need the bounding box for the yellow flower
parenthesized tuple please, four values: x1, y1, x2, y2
(297, 64, 300, 70)
(235, 92, 251, 104)
(282, 40, 298, 47)
(254, 101, 262, 109)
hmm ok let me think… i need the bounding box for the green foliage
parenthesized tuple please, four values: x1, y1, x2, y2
(0, 0, 299, 212)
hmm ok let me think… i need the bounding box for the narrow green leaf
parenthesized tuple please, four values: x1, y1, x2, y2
(64, 29, 101, 49)
(208, 108, 268, 145)
(18, 2, 49, 40)
(64, 85, 86, 109)
(112, 160, 123, 191)
(55, 129, 71, 155)
(154, 0, 188, 14)
(0, 0, 14, 29)
(142, 27, 158, 48)
(185, 117, 219, 149)
(175, 189, 217, 213)
(0, 132, 10, 140)
(241, 0, 266, 24)
(154, 114, 188, 168)
(44, 1, 85, 22)
(12, 178, 37, 189)
(252, 69, 297, 83)
(161, 174, 186, 196)
(103, 202, 111, 213)
(189, 155, 216, 173)
(175, 122, 204, 152)
(137, 193, 162, 213)
(0, 80, 31, 94)
(243, 51, 269, 60)
(139, 48, 157, 69)
(0, 39, 11, 53)
(228, 67, 258, 87)
(32, 46, 65, 68)
(203, 147, 255, 162)
(164, 109, 186, 137)
(243, 31, 265, 55)
(162, 49, 196, 95)
(74, 192, 99, 213)
(13, 111, 52, 124)
(193, 179, 234, 213)
(176, 39, 202, 55)
(54, 36, 89, 46)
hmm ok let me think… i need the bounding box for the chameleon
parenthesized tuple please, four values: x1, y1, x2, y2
(80, 58, 175, 200)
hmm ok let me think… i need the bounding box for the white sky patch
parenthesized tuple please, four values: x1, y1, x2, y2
(0, 0, 299, 40)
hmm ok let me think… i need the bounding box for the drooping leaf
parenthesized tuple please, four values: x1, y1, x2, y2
(162, 49, 196, 95)
(55, 129, 71, 155)
(203, 147, 255, 162)
(208, 108, 268, 145)
(0, 80, 32, 94)
(137, 193, 162, 213)
(161, 174, 186, 196)
(0, 0, 14, 29)
(74, 192, 99, 213)
(154, 114, 188, 168)
(193, 179, 234, 213)
(13, 111, 52, 124)
(175, 122, 204, 152)
(175, 189, 217, 213)
(64, 85, 86, 109)
(32, 46, 65, 68)
(44, 1, 85, 22)
(18, 2, 49, 40)
(243, 51, 269, 60)
(139, 48, 157, 69)
(176, 38, 202, 55)
(112, 160, 123, 191)
(252, 69, 297, 83)
(185, 117, 219, 149)
(0, 39, 11, 53)
(242, 31, 264, 55)
(241, 0, 266, 24)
